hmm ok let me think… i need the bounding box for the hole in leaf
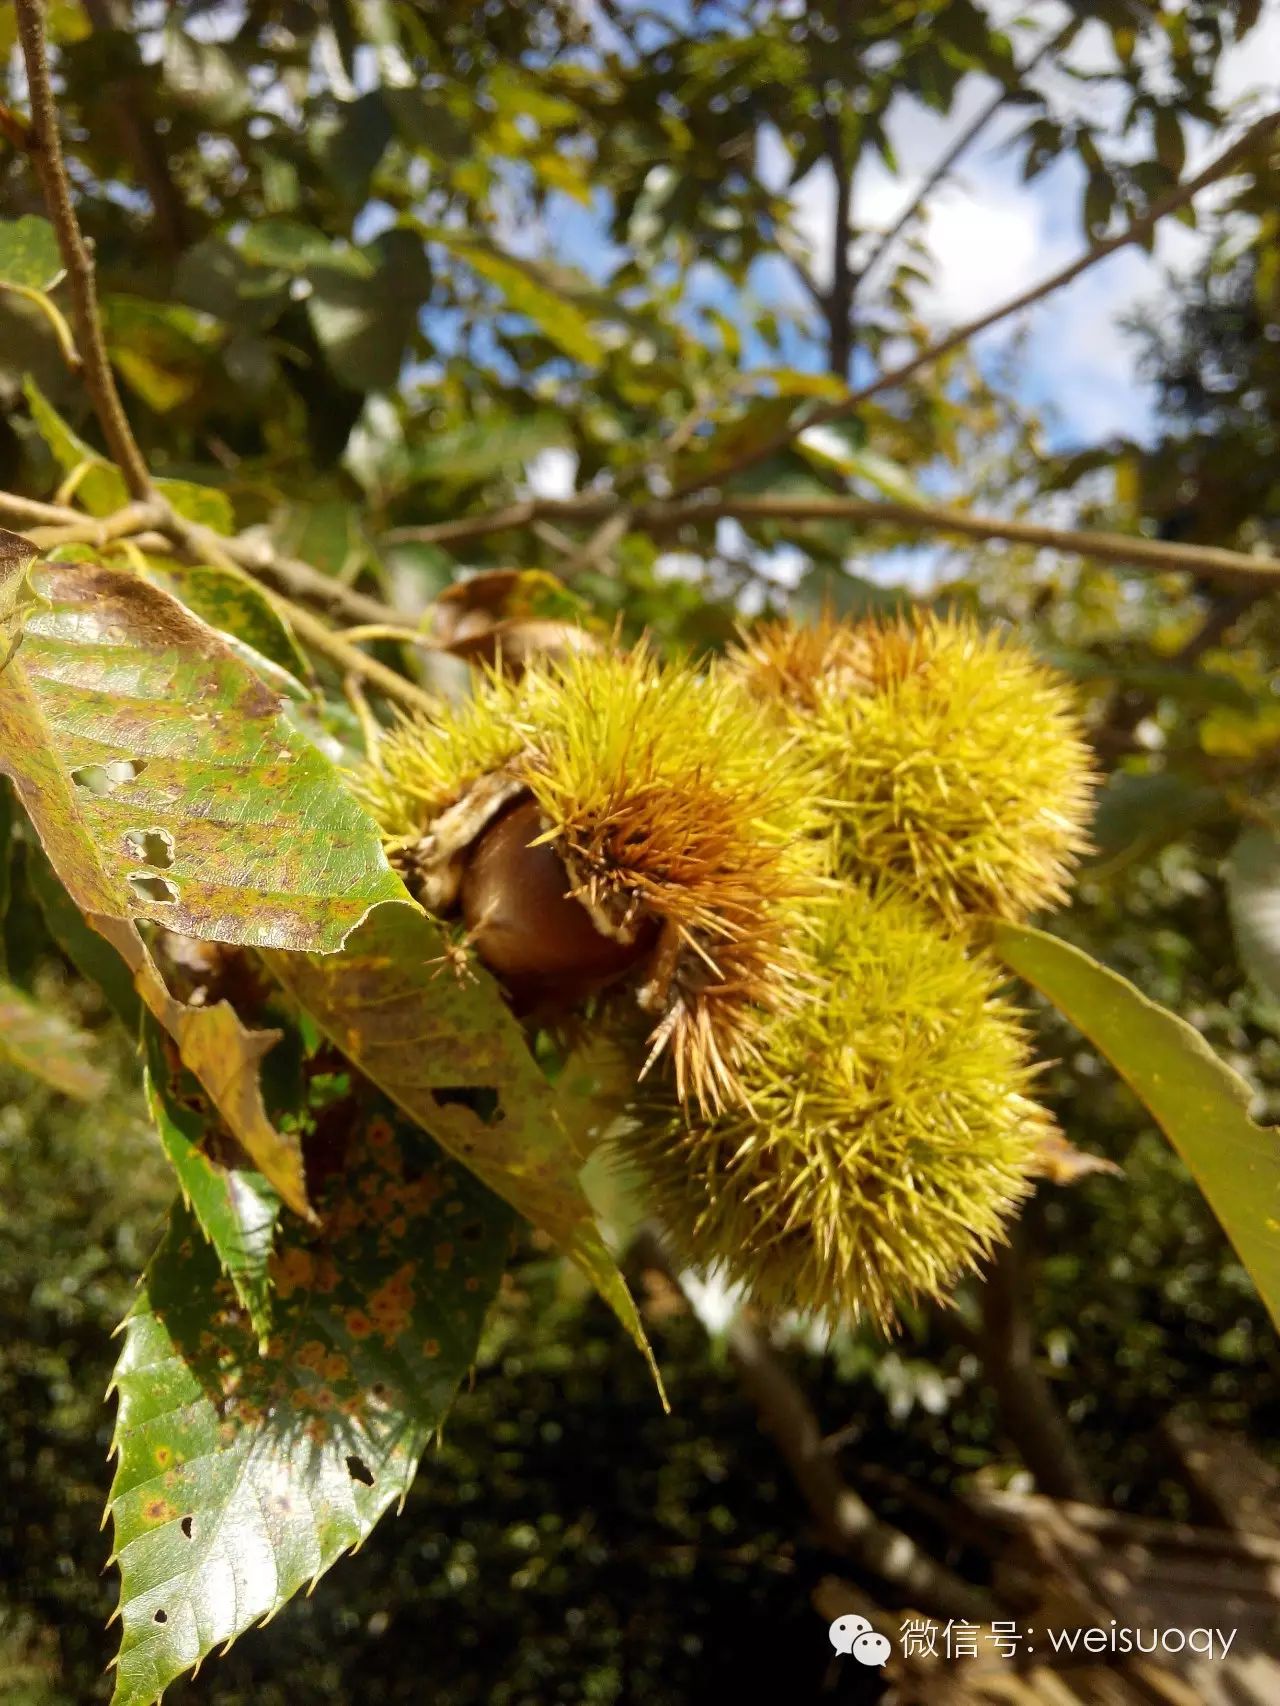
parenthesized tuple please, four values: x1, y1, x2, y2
(180, 1516, 193, 1539)
(128, 872, 179, 905)
(434, 1086, 501, 1123)
(154, 1609, 168, 1624)
(346, 1454, 375, 1487)
(124, 827, 175, 869)
(70, 758, 146, 796)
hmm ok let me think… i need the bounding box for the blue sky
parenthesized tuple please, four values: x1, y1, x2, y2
(523, 3, 1279, 498)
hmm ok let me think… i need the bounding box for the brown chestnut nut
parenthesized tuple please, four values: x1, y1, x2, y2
(460, 798, 652, 1001)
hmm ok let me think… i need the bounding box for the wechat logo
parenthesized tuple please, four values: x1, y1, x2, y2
(829, 1615, 892, 1667)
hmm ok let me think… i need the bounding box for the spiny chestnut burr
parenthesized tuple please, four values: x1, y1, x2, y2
(351, 644, 820, 1108)
(460, 797, 653, 1007)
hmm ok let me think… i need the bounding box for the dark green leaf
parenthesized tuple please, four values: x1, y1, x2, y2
(1087, 771, 1225, 875)
(107, 1111, 512, 1705)
(143, 1019, 280, 1346)
(264, 903, 664, 1399)
(994, 922, 1280, 1332)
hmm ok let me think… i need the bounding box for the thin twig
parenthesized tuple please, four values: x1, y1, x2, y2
(162, 513, 438, 716)
(377, 491, 1280, 586)
(14, 0, 153, 498)
(280, 600, 437, 716)
(672, 111, 1280, 499)
(632, 494, 1280, 587)
(382, 500, 539, 548)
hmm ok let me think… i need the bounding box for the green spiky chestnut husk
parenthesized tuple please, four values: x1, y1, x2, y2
(350, 644, 823, 1110)
(618, 886, 1053, 1328)
(726, 610, 1097, 926)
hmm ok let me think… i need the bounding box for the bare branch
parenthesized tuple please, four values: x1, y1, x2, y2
(975, 1235, 1100, 1506)
(15, 0, 153, 498)
(634, 493, 1280, 588)
(382, 501, 540, 549)
(673, 110, 1280, 498)
(376, 490, 1280, 587)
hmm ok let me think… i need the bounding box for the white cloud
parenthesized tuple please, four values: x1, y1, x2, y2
(767, 1, 1279, 451)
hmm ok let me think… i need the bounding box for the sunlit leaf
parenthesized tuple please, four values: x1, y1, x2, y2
(0, 556, 409, 951)
(23, 377, 235, 529)
(0, 213, 62, 289)
(994, 922, 1280, 1331)
(141, 555, 310, 684)
(108, 1109, 512, 1705)
(265, 903, 664, 1399)
(439, 237, 604, 366)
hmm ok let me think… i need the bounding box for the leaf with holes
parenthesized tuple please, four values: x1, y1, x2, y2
(0, 977, 107, 1099)
(265, 903, 665, 1400)
(993, 921, 1280, 1332)
(107, 1104, 511, 1706)
(0, 556, 410, 951)
(144, 1018, 281, 1344)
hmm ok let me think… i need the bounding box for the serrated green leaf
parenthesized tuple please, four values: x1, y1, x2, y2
(1225, 827, 1280, 1004)
(143, 1019, 280, 1346)
(993, 921, 1280, 1332)
(264, 904, 664, 1400)
(0, 976, 107, 1098)
(0, 214, 62, 290)
(0, 556, 409, 951)
(108, 1113, 511, 1706)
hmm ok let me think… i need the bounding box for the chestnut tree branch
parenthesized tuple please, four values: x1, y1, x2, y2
(384, 492, 1280, 587)
(14, 0, 153, 498)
